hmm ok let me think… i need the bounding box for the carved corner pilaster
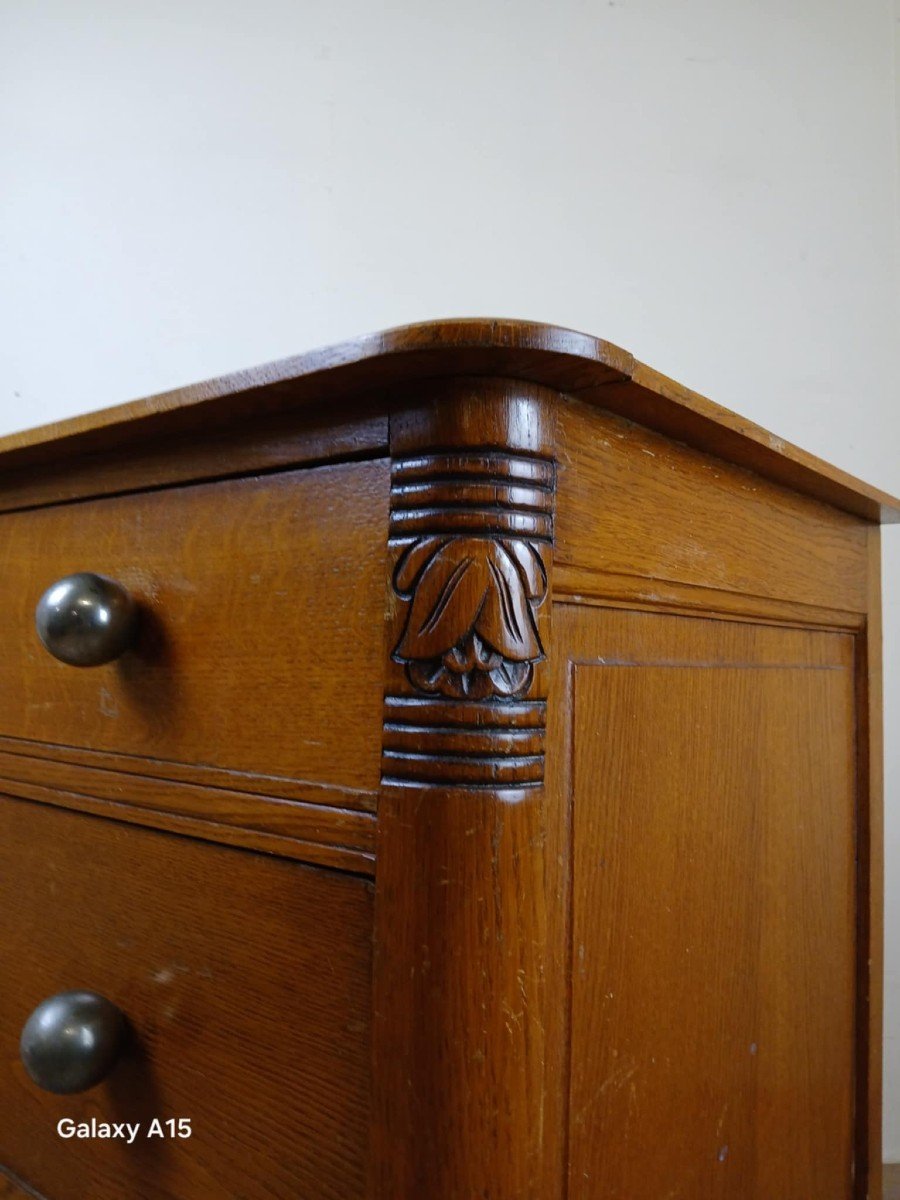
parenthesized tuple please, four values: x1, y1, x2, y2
(381, 383, 556, 795)
(373, 381, 561, 1198)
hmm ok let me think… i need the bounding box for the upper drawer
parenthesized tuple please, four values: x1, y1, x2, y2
(0, 460, 389, 795)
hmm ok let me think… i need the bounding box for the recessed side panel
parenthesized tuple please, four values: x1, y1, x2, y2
(564, 607, 856, 1199)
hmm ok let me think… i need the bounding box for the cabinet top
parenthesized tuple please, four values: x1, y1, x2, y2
(3, 318, 898, 522)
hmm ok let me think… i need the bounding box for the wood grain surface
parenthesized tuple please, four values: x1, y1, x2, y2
(557, 396, 869, 613)
(0, 319, 894, 522)
(0, 796, 373, 1200)
(560, 606, 857, 1199)
(0, 320, 890, 1200)
(371, 381, 565, 1199)
(860, 526, 886, 1198)
(0, 1168, 44, 1199)
(554, 563, 866, 632)
(0, 460, 388, 811)
(0, 404, 387, 515)
(0, 742, 375, 873)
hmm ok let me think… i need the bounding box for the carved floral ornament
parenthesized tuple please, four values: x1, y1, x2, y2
(391, 534, 548, 700)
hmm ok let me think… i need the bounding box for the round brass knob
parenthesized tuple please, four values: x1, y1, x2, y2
(20, 990, 126, 1094)
(35, 572, 137, 667)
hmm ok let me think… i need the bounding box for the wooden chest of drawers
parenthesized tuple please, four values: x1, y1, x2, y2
(0, 319, 895, 1199)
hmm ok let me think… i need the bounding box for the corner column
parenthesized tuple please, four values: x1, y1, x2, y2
(370, 378, 561, 1198)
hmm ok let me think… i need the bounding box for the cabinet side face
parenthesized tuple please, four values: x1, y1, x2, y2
(370, 379, 568, 1200)
(551, 399, 882, 1198)
(860, 526, 884, 1200)
(552, 606, 858, 1199)
(556, 396, 869, 620)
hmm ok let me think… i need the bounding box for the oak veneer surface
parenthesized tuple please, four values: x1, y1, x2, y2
(557, 397, 869, 613)
(0, 320, 896, 522)
(0, 742, 376, 873)
(563, 607, 856, 1199)
(0, 1172, 39, 1199)
(0, 795, 373, 1200)
(862, 525, 886, 1187)
(0, 402, 388, 514)
(371, 385, 560, 1198)
(0, 460, 388, 793)
(0, 322, 893, 1200)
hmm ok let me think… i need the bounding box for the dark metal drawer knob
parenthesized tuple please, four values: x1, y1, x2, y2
(20, 990, 126, 1094)
(35, 572, 138, 666)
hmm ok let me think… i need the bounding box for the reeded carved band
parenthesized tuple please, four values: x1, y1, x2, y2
(383, 449, 554, 792)
(390, 452, 554, 541)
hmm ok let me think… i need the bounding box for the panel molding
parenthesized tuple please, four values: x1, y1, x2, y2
(555, 563, 866, 632)
(551, 604, 862, 1199)
(0, 735, 375, 874)
(0, 733, 376, 808)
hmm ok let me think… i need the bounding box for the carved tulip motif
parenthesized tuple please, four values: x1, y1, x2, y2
(392, 535, 548, 699)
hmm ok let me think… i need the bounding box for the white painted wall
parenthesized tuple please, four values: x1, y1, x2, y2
(2, 0, 899, 1155)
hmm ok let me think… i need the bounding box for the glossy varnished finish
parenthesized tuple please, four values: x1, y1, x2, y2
(0, 797, 372, 1200)
(0, 740, 376, 873)
(0, 319, 895, 522)
(861, 526, 886, 1198)
(371, 379, 562, 1199)
(0, 460, 387, 867)
(0, 461, 387, 789)
(557, 397, 869, 614)
(0, 319, 894, 1199)
(561, 608, 856, 1198)
(0, 1172, 40, 1199)
(0, 403, 388, 514)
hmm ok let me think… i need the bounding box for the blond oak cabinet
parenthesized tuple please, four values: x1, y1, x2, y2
(0, 319, 895, 1199)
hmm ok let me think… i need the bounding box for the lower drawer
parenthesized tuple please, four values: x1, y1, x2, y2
(0, 797, 373, 1200)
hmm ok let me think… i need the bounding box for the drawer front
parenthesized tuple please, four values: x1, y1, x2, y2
(0, 460, 388, 794)
(0, 796, 373, 1199)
